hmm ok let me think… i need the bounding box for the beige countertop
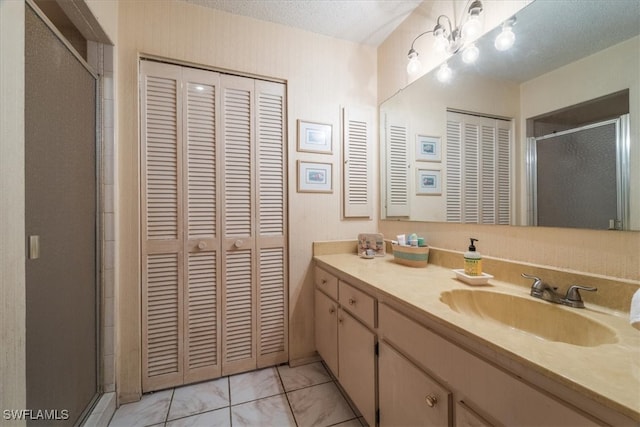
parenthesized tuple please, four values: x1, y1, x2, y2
(314, 253, 640, 422)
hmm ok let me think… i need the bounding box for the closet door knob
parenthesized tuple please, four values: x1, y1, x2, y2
(425, 395, 438, 408)
(329, 307, 335, 314)
(198, 241, 206, 250)
(348, 298, 356, 306)
(234, 239, 244, 248)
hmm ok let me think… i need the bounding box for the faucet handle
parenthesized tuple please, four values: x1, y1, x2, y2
(522, 273, 555, 290)
(563, 285, 597, 308)
(521, 273, 542, 285)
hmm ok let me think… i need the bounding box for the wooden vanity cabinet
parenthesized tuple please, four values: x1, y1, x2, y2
(314, 268, 377, 427)
(314, 288, 338, 376)
(378, 303, 600, 427)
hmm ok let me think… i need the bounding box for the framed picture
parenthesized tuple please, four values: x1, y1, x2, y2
(416, 169, 442, 195)
(416, 134, 441, 162)
(297, 120, 332, 154)
(297, 161, 332, 193)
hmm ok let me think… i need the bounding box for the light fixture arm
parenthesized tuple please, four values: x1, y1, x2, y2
(408, 30, 435, 55)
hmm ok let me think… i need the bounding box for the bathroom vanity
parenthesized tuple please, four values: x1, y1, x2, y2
(313, 243, 640, 426)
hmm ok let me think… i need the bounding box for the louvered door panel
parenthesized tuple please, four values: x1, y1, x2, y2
(223, 249, 255, 373)
(185, 251, 218, 381)
(183, 68, 221, 382)
(143, 253, 183, 390)
(256, 87, 285, 236)
(255, 81, 288, 367)
(223, 84, 253, 238)
(258, 248, 286, 360)
(221, 75, 257, 375)
(463, 122, 480, 223)
(497, 126, 511, 224)
(386, 121, 410, 217)
(446, 120, 462, 222)
(480, 125, 496, 224)
(185, 80, 217, 239)
(145, 77, 179, 240)
(343, 107, 372, 218)
(141, 61, 184, 391)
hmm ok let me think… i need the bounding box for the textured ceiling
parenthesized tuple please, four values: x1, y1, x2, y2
(183, 0, 423, 46)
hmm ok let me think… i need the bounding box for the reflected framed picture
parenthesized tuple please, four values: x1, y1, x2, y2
(416, 134, 441, 162)
(416, 169, 442, 195)
(297, 120, 333, 154)
(297, 161, 333, 193)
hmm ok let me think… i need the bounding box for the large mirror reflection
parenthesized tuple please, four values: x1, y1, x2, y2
(380, 0, 639, 230)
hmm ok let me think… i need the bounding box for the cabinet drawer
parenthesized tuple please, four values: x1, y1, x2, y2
(315, 266, 338, 300)
(339, 280, 375, 328)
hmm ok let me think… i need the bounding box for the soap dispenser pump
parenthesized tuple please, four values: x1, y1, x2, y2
(464, 238, 482, 276)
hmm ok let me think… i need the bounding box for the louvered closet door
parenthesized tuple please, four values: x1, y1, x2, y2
(181, 68, 222, 384)
(220, 75, 258, 375)
(255, 80, 288, 368)
(141, 62, 222, 391)
(141, 61, 185, 391)
(142, 61, 288, 387)
(219, 76, 288, 375)
(446, 111, 512, 225)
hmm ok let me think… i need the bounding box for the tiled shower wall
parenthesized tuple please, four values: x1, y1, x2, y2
(87, 41, 115, 394)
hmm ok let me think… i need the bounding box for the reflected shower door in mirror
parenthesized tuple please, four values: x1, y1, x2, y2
(379, 0, 639, 230)
(527, 115, 630, 230)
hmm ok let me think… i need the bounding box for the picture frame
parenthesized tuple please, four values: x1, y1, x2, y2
(416, 169, 442, 195)
(297, 120, 333, 154)
(297, 161, 333, 193)
(415, 134, 441, 162)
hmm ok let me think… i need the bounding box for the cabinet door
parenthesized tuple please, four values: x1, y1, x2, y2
(314, 289, 338, 376)
(338, 309, 376, 427)
(379, 341, 451, 427)
(455, 401, 493, 427)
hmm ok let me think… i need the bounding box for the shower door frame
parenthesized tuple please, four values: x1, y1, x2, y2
(526, 114, 630, 230)
(25, 0, 103, 423)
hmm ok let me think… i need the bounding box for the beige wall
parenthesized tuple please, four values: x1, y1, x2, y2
(0, 0, 26, 422)
(115, 0, 378, 402)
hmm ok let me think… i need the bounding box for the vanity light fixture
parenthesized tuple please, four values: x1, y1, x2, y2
(406, 0, 484, 75)
(406, 0, 517, 78)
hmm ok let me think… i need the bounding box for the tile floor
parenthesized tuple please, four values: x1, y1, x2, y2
(108, 362, 367, 427)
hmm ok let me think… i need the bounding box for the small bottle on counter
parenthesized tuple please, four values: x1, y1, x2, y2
(464, 238, 482, 276)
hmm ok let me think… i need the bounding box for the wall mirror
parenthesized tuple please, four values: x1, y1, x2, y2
(380, 0, 639, 230)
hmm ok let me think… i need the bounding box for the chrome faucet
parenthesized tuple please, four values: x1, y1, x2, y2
(521, 273, 597, 308)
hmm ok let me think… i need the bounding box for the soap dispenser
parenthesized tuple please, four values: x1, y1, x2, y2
(464, 238, 482, 276)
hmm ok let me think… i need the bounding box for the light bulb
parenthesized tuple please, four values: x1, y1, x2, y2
(462, 15, 481, 40)
(495, 26, 515, 51)
(407, 56, 422, 75)
(433, 27, 450, 53)
(406, 50, 422, 75)
(436, 63, 453, 83)
(462, 44, 479, 64)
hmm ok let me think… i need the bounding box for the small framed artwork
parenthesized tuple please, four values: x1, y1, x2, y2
(297, 161, 333, 193)
(297, 120, 333, 154)
(416, 169, 442, 195)
(416, 134, 441, 162)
